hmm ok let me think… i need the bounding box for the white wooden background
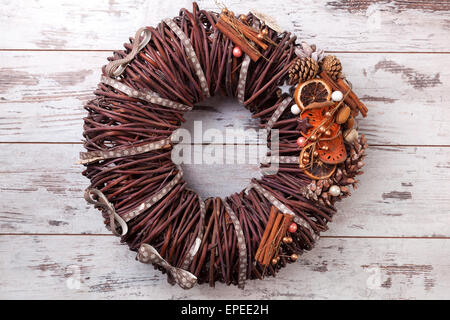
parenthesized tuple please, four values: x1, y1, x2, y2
(1, 0, 450, 299)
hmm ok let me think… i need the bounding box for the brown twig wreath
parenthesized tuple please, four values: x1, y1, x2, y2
(80, 2, 368, 289)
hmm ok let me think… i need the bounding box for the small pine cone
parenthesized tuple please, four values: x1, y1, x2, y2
(321, 55, 342, 80)
(289, 57, 319, 83)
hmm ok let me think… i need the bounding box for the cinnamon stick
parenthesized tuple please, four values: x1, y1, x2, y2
(261, 212, 283, 265)
(216, 19, 261, 62)
(220, 14, 268, 50)
(254, 206, 277, 262)
(319, 71, 357, 114)
(319, 71, 367, 117)
(337, 78, 368, 117)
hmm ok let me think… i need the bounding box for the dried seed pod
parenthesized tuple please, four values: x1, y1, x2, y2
(346, 178, 355, 184)
(295, 42, 325, 62)
(340, 186, 350, 194)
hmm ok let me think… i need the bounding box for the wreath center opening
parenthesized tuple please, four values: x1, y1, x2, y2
(171, 95, 264, 198)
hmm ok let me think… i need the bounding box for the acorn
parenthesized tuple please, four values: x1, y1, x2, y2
(344, 128, 358, 143)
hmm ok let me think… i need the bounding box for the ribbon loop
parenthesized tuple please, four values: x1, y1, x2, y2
(105, 27, 152, 78)
(137, 244, 197, 289)
(84, 188, 128, 236)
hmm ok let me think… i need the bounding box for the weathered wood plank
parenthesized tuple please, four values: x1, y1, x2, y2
(1, 144, 449, 237)
(0, 235, 448, 299)
(1, 0, 450, 51)
(0, 51, 106, 142)
(0, 51, 449, 145)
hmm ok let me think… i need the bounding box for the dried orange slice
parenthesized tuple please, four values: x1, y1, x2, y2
(317, 132, 347, 164)
(294, 79, 332, 111)
(304, 161, 336, 180)
(299, 144, 336, 180)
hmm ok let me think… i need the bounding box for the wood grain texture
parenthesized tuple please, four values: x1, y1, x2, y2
(2, 0, 450, 51)
(1, 144, 449, 237)
(1, 51, 449, 144)
(1, 235, 448, 299)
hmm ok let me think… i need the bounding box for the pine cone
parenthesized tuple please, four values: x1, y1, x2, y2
(302, 134, 368, 208)
(288, 57, 319, 84)
(321, 55, 342, 80)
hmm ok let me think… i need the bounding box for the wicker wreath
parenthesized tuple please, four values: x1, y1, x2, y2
(80, 3, 368, 289)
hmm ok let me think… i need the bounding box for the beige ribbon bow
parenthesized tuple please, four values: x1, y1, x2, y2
(105, 27, 152, 78)
(137, 244, 197, 290)
(84, 188, 128, 236)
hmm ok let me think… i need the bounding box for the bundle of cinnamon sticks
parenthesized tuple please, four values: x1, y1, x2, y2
(215, 12, 270, 62)
(254, 206, 293, 266)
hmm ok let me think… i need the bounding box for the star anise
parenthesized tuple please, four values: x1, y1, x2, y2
(296, 117, 313, 133)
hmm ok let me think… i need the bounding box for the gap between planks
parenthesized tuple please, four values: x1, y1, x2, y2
(1, 142, 450, 148)
(1, 49, 450, 54)
(1, 233, 450, 240)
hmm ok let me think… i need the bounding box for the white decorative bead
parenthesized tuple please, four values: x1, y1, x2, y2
(331, 90, 344, 102)
(329, 185, 341, 197)
(291, 104, 301, 115)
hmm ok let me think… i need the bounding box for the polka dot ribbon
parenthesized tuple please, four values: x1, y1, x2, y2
(223, 201, 247, 289)
(237, 19, 259, 104)
(249, 182, 318, 240)
(137, 243, 197, 290)
(101, 76, 192, 111)
(265, 97, 293, 130)
(84, 188, 128, 237)
(79, 137, 172, 165)
(237, 55, 251, 104)
(163, 18, 210, 98)
(181, 196, 205, 270)
(260, 155, 299, 166)
(122, 169, 184, 222)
